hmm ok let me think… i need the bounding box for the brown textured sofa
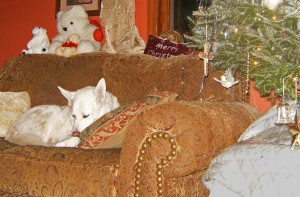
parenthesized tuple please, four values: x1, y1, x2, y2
(0, 52, 261, 197)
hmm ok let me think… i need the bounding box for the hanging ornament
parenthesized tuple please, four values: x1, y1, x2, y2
(262, 0, 283, 11)
(195, 0, 213, 101)
(197, 0, 212, 10)
(275, 76, 297, 125)
(198, 43, 211, 100)
(295, 77, 299, 103)
(223, 29, 230, 40)
(245, 51, 250, 94)
(198, 17, 214, 76)
(213, 68, 239, 88)
(198, 42, 214, 76)
(275, 100, 295, 125)
(288, 111, 300, 150)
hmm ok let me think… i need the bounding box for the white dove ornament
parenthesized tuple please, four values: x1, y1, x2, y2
(262, 0, 283, 11)
(214, 69, 239, 88)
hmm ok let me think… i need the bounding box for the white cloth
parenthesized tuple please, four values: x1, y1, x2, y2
(203, 102, 300, 197)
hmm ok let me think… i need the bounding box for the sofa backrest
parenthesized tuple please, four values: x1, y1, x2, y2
(0, 52, 247, 107)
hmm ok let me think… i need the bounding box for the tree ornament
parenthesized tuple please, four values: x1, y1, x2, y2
(198, 42, 214, 76)
(295, 77, 299, 102)
(288, 111, 300, 150)
(275, 100, 295, 125)
(245, 51, 250, 94)
(275, 75, 297, 125)
(223, 28, 230, 40)
(197, 0, 212, 9)
(262, 0, 283, 11)
(213, 68, 239, 88)
(198, 43, 213, 101)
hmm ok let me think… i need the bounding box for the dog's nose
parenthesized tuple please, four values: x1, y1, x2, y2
(72, 131, 80, 137)
(63, 27, 67, 32)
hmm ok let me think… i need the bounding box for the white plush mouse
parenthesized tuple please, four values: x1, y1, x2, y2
(22, 26, 50, 54)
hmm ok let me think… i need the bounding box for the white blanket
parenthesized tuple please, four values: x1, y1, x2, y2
(202, 103, 300, 197)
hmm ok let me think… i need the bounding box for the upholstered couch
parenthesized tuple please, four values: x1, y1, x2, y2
(0, 52, 261, 197)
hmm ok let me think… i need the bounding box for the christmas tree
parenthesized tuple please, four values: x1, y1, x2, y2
(185, 0, 300, 101)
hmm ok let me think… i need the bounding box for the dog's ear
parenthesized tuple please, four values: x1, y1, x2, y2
(58, 86, 73, 106)
(94, 78, 106, 102)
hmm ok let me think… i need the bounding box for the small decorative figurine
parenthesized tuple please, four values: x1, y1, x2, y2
(214, 69, 239, 88)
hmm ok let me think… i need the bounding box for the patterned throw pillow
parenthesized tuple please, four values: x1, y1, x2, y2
(78, 88, 178, 149)
(0, 91, 31, 137)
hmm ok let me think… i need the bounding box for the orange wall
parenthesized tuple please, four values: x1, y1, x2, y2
(0, 0, 272, 113)
(0, 0, 148, 67)
(0, 0, 57, 66)
(250, 81, 274, 113)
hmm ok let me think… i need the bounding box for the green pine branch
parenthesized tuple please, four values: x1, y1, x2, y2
(185, 0, 300, 100)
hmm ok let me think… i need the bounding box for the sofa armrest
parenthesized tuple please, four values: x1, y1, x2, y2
(117, 101, 261, 197)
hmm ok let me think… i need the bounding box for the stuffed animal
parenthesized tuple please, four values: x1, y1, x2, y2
(22, 26, 50, 54)
(49, 5, 103, 55)
(55, 34, 80, 57)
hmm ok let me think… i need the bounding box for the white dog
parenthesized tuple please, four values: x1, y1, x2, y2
(5, 105, 74, 146)
(5, 78, 119, 147)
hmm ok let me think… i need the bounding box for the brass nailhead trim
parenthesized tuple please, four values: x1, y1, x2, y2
(133, 131, 178, 196)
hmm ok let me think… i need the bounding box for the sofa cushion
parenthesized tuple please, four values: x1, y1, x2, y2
(78, 88, 178, 149)
(0, 52, 246, 107)
(0, 137, 121, 196)
(0, 91, 31, 137)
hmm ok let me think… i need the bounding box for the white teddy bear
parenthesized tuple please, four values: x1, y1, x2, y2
(22, 26, 50, 54)
(49, 5, 102, 55)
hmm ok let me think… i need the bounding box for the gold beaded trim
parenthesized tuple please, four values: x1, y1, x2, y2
(241, 72, 246, 102)
(0, 106, 26, 112)
(246, 51, 250, 95)
(133, 131, 178, 197)
(0, 119, 13, 125)
(0, 99, 26, 113)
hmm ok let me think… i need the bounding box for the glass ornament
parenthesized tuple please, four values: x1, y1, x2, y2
(275, 100, 295, 125)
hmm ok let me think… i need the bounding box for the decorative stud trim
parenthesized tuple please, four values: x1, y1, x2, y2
(133, 131, 178, 196)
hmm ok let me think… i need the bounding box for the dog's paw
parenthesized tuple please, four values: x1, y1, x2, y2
(55, 137, 80, 147)
(67, 137, 81, 147)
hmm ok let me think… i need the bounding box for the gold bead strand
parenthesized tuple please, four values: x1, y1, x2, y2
(241, 71, 246, 102)
(246, 51, 250, 95)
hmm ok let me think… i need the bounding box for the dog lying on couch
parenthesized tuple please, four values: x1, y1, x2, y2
(0, 52, 261, 196)
(5, 78, 119, 147)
